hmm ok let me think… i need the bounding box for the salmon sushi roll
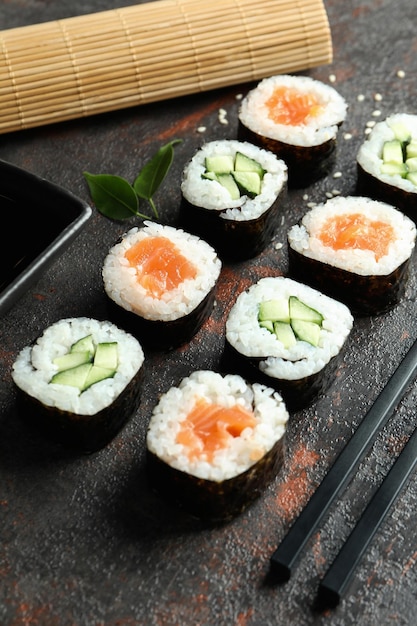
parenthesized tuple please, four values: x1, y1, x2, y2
(287, 196, 416, 315)
(146, 370, 289, 523)
(357, 113, 417, 222)
(180, 140, 288, 260)
(224, 277, 353, 411)
(238, 75, 347, 187)
(11, 317, 145, 453)
(102, 221, 222, 350)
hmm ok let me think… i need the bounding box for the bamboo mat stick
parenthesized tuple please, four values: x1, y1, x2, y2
(1, 40, 330, 102)
(0, 0, 332, 134)
(3, 27, 329, 77)
(1, 34, 330, 93)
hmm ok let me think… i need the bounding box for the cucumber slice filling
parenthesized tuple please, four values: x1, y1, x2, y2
(202, 152, 265, 199)
(258, 299, 290, 324)
(291, 319, 321, 347)
(273, 321, 297, 349)
(216, 173, 241, 200)
(380, 126, 417, 186)
(204, 155, 234, 174)
(232, 171, 262, 197)
(70, 334, 95, 357)
(258, 297, 323, 347)
(289, 296, 324, 325)
(50, 335, 119, 392)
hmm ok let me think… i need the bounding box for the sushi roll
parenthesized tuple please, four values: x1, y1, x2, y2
(357, 113, 417, 222)
(224, 277, 353, 411)
(102, 221, 222, 350)
(11, 317, 145, 453)
(287, 196, 416, 316)
(146, 370, 288, 523)
(180, 140, 288, 260)
(238, 74, 347, 187)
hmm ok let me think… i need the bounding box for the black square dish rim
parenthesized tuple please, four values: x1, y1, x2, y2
(0, 158, 92, 317)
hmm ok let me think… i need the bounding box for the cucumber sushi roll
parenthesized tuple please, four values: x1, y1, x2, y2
(146, 370, 288, 523)
(180, 140, 288, 260)
(102, 221, 222, 350)
(287, 196, 416, 315)
(224, 277, 353, 411)
(11, 317, 145, 453)
(238, 74, 347, 187)
(357, 113, 417, 222)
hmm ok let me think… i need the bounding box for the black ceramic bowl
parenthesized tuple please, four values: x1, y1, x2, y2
(0, 159, 92, 317)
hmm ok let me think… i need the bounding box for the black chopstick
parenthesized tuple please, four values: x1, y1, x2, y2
(270, 337, 417, 582)
(317, 424, 417, 608)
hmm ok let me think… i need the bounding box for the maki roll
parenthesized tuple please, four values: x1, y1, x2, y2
(287, 196, 416, 315)
(357, 113, 417, 222)
(238, 74, 347, 187)
(146, 370, 288, 523)
(224, 277, 353, 411)
(102, 221, 222, 350)
(11, 317, 145, 453)
(180, 140, 288, 260)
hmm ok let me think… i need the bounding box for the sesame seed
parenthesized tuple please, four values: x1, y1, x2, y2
(235, 93, 243, 100)
(307, 202, 317, 208)
(365, 127, 372, 135)
(275, 242, 283, 250)
(397, 70, 405, 78)
(374, 93, 383, 101)
(333, 171, 342, 178)
(357, 94, 365, 102)
(197, 126, 206, 133)
(303, 194, 309, 200)
(372, 110, 382, 117)
(366, 120, 376, 127)
(325, 191, 333, 198)
(344, 132, 352, 140)
(218, 108, 228, 125)
(329, 74, 336, 83)
(332, 189, 341, 195)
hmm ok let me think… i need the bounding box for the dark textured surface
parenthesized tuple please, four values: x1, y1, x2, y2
(1, 1, 417, 624)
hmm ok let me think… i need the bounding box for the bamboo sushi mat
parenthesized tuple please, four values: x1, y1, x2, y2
(0, 0, 332, 134)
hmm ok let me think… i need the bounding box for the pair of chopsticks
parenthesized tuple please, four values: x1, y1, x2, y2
(270, 337, 417, 608)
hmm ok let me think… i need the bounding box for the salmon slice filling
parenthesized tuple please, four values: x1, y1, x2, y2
(125, 236, 197, 297)
(176, 398, 258, 461)
(317, 213, 395, 261)
(265, 86, 324, 126)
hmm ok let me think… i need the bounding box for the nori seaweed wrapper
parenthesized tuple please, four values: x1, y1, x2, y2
(146, 434, 286, 524)
(356, 162, 417, 224)
(15, 366, 144, 454)
(288, 244, 412, 317)
(179, 186, 287, 261)
(221, 340, 345, 412)
(106, 286, 216, 351)
(238, 123, 337, 188)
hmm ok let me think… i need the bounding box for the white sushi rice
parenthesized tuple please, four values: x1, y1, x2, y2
(357, 113, 417, 193)
(146, 370, 288, 481)
(12, 317, 144, 415)
(102, 221, 221, 321)
(181, 139, 287, 220)
(288, 196, 416, 276)
(239, 74, 347, 147)
(226, 277, 353, 381)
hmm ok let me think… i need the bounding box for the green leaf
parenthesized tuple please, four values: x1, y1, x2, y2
(83, 139, 182, 222)
(83, 172, 140, 220)
(133, 139, 182, 203)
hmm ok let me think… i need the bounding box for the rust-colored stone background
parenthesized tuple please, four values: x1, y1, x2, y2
(1, 1, 417, 624)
